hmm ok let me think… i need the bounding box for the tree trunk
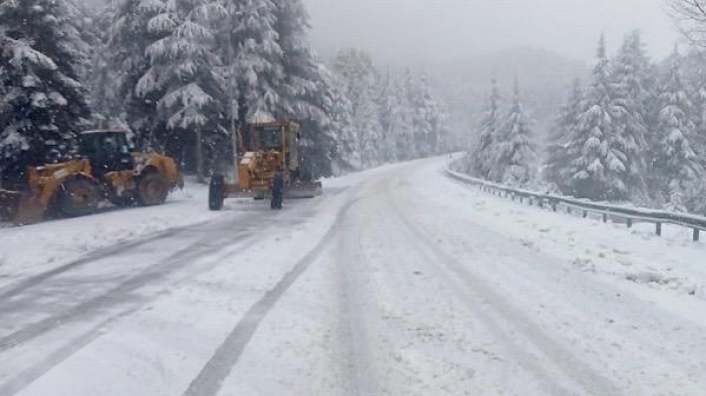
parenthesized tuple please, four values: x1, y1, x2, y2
(195, 128, 205, 184)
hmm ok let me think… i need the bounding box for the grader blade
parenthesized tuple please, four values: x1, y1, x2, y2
(284, 181, 323, 199)
(0, 190, 44, 226)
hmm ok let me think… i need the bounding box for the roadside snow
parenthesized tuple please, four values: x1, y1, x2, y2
(0, 181, 224, 284)
(425, 163, 706, 307)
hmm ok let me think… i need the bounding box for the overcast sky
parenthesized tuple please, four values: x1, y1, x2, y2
(303, 0, 682, 64)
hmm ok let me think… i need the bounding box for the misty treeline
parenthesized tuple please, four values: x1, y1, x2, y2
(463, 31, 706, 215)
(330, 49, 450, 172)
(0, 0, 450, 182)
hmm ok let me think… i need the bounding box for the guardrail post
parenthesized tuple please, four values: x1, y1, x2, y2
(656, 222, 662, 236)
(627, 218, 633, 228)
(602, 213, 608, 223)
(539, 199, 544, 209)
(583, 211, 588, 219)
(552, 201, 557, 212)
(694, 229, 700, 242)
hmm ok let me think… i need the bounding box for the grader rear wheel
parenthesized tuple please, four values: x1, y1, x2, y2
(58, 178, 101, 218)
(209, 174, 226, 211)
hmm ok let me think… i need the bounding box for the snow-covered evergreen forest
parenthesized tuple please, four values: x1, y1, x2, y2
(462, 31, 706, 215)
(0, 0, 449, 182)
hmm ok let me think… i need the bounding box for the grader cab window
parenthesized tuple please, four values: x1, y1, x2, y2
(259, 127, 283, 151)
(246, 126, 283, 151)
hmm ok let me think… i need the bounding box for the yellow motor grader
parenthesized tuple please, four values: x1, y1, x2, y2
(0, 129, 183, 225)
(208, 119, 323, 211)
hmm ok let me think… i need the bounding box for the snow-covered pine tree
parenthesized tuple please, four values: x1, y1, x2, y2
(357, 87, 384, 168)
(85, 1, 121, 126)
(435, 98, 452, 154)
(652, 47, 703, 212)
(323, 67, 356, 174)
(682, 48, 706, 212)
(391, 71, 415, 162)
(610, 30, 652, 200)
(108, 0, 170, 148)
(468, 72, 502, 179)
(564, 35, 632, 201)
(63, 1, 98, 90)
(491, 76, 536, 186)
(139, 0, 227, 179)
(411, 72, 441, 157)
(376, 69, 400, 163)
(274, 0, 337, 178)
(331, 48, 383, 169)
(220, 0, 282, 125)
(683, 48, 706, 160)
(0, 0, 91, 186)
(545, 78, 584, 192)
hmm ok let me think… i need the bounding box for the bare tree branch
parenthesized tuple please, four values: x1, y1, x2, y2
(667, 0, 706, 46)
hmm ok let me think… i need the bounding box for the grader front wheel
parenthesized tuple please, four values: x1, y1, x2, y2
(271, 172, 284, 210)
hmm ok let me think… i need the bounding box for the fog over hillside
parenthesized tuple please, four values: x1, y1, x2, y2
(427, 47, 588, 149)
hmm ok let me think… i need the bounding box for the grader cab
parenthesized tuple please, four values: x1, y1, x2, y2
(0, 129, 183, 225)
(208, 120, 322, 211)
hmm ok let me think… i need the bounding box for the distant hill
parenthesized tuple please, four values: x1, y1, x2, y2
(428, 47, 588, 150)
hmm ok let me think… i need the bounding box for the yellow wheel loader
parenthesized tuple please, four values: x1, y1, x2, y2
(0, 129, 183, 225)
(208, 120, 323, 211)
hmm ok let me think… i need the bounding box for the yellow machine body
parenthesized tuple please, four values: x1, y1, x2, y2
(210, 119, 322, 211)
(226, 120, 304, 197)
(0, 130, 183, 225)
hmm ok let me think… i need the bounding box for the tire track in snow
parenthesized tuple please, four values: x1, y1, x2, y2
(0, 225, 273, 396)
(0, 225, 255, 353)
(384, 177, 623, 396)
(334, 195, 383, 396)
(0, 216, 222, 302)
(0, 306, 140, 396)
(181, 197, 361, 396)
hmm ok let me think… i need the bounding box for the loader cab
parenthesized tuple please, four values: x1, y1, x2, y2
(80, 130, 134, 175)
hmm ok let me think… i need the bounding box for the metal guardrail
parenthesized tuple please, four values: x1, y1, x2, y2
(445, 166, 706, 242)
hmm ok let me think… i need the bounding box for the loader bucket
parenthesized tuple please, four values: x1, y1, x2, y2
(0, 190, 20, 222)
(0, 190, 45, 226)
(284, 181, 323, 199)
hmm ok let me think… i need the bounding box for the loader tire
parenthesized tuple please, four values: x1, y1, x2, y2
(58, 178, 101, 218)
(137, 172, 169, 206)
(209, 174, 226, 211)
(271, 172, 284, 210)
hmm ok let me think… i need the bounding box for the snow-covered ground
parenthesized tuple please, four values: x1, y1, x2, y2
(1, 158, 705, 396)
(0, 181, 224, 283)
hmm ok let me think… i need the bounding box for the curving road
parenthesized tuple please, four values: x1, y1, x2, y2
(1, 158, 705, 396)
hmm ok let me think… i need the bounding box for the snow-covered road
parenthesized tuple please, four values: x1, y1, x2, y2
(1, 158, 705, 396)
